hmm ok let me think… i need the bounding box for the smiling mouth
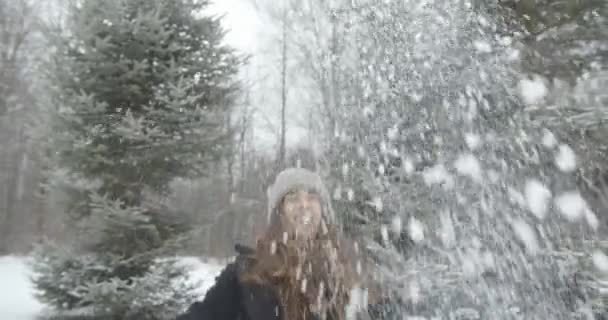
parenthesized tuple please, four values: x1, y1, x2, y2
(302, 216, 311, 224)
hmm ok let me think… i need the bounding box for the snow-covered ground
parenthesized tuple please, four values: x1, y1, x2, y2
(0, 256, 45, 320)
(175, 256, 227, 299)
(0, 256, 225, 320)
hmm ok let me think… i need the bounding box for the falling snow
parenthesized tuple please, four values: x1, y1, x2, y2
(454, 153, 483, 182)
(15, 1, 605, 319)
(345, 287, 367, 320)
(511, 219, 540, 254)
(592, 251, 608, 273)
(506, 47, 521, 62)
(439, 211, 456, 248)
(391, 216, 402, 235)
(518, 77, 548, 105)
(508, 187, 526, 207)
(407, 281, 421, 305)
(403, 157, 415, 175)
(333, 186, 342, 200)
(370, 196, 383, 212)
(422, 164, 454, 189)
(270, 241, 277, 255)
(542, 130, 558, 149)
(346, 188, 355, 201)
(381, 225, 390, 244)
(524, 179, 552, 219)
(342, 163, 350, 177)
(465, 132, 482, 150)
(408, 217, 425, 243)
(584, 209, 599, 231)
(387, 126, 399, 140)
(555, 145, 577, 172)
(473, 40, 492, 53)
(554, 191, 588, 222)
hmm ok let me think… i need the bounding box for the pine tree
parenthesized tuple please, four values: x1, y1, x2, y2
(32, 0, 241, 318)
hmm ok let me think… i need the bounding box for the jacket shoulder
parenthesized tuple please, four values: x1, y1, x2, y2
(234, 244, 257, 273)
(176, 261, 241, 320)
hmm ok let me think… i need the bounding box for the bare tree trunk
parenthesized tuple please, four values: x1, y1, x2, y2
(227, 163, 234, 204)
(307, 106, 314, 150)
(34, 184, 46, 244)
(226, 103, 235, 205)
(278, 3, 288, 169)
(0, 156, 9, 253)
(332, 13, 340, 136)
(0, 127, 23, 252)
(239, 134, 247, 194)
(239, 114, 248, 194)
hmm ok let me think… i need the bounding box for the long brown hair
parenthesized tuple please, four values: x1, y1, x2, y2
(240, 205, 372, 320)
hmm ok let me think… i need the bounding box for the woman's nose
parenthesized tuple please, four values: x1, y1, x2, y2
(297, 195, 310, 208)
(298, 199, 310, 209)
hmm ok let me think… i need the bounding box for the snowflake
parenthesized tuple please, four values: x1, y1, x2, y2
(524, 179, 552, 219)
(555, 144, 577, 172)
(518, 77, 547, 105)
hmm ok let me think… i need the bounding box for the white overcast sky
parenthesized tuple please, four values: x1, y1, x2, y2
(207, 0, 263, 54)
(208, 0, 310, 153)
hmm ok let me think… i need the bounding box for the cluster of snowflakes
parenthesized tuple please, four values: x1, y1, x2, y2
(337, 104, 604, 275)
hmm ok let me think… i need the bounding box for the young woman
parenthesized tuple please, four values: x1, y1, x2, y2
(176, 168, 382, 320)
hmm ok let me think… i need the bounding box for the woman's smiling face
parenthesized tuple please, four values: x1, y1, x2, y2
(279, 189, 323, 240)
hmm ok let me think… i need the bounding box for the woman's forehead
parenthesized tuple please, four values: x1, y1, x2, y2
(284, 188, 320, 196)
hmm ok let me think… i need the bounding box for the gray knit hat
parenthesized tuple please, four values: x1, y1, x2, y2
(266, 168, 335, 225)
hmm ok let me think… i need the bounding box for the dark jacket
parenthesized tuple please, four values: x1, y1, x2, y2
(176, 245, 284, 320)
(176, 245, 392, 320)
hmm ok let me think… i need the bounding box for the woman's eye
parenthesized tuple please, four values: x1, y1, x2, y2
(308, 194, 320, 202)
(284, 193, 297, 202)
